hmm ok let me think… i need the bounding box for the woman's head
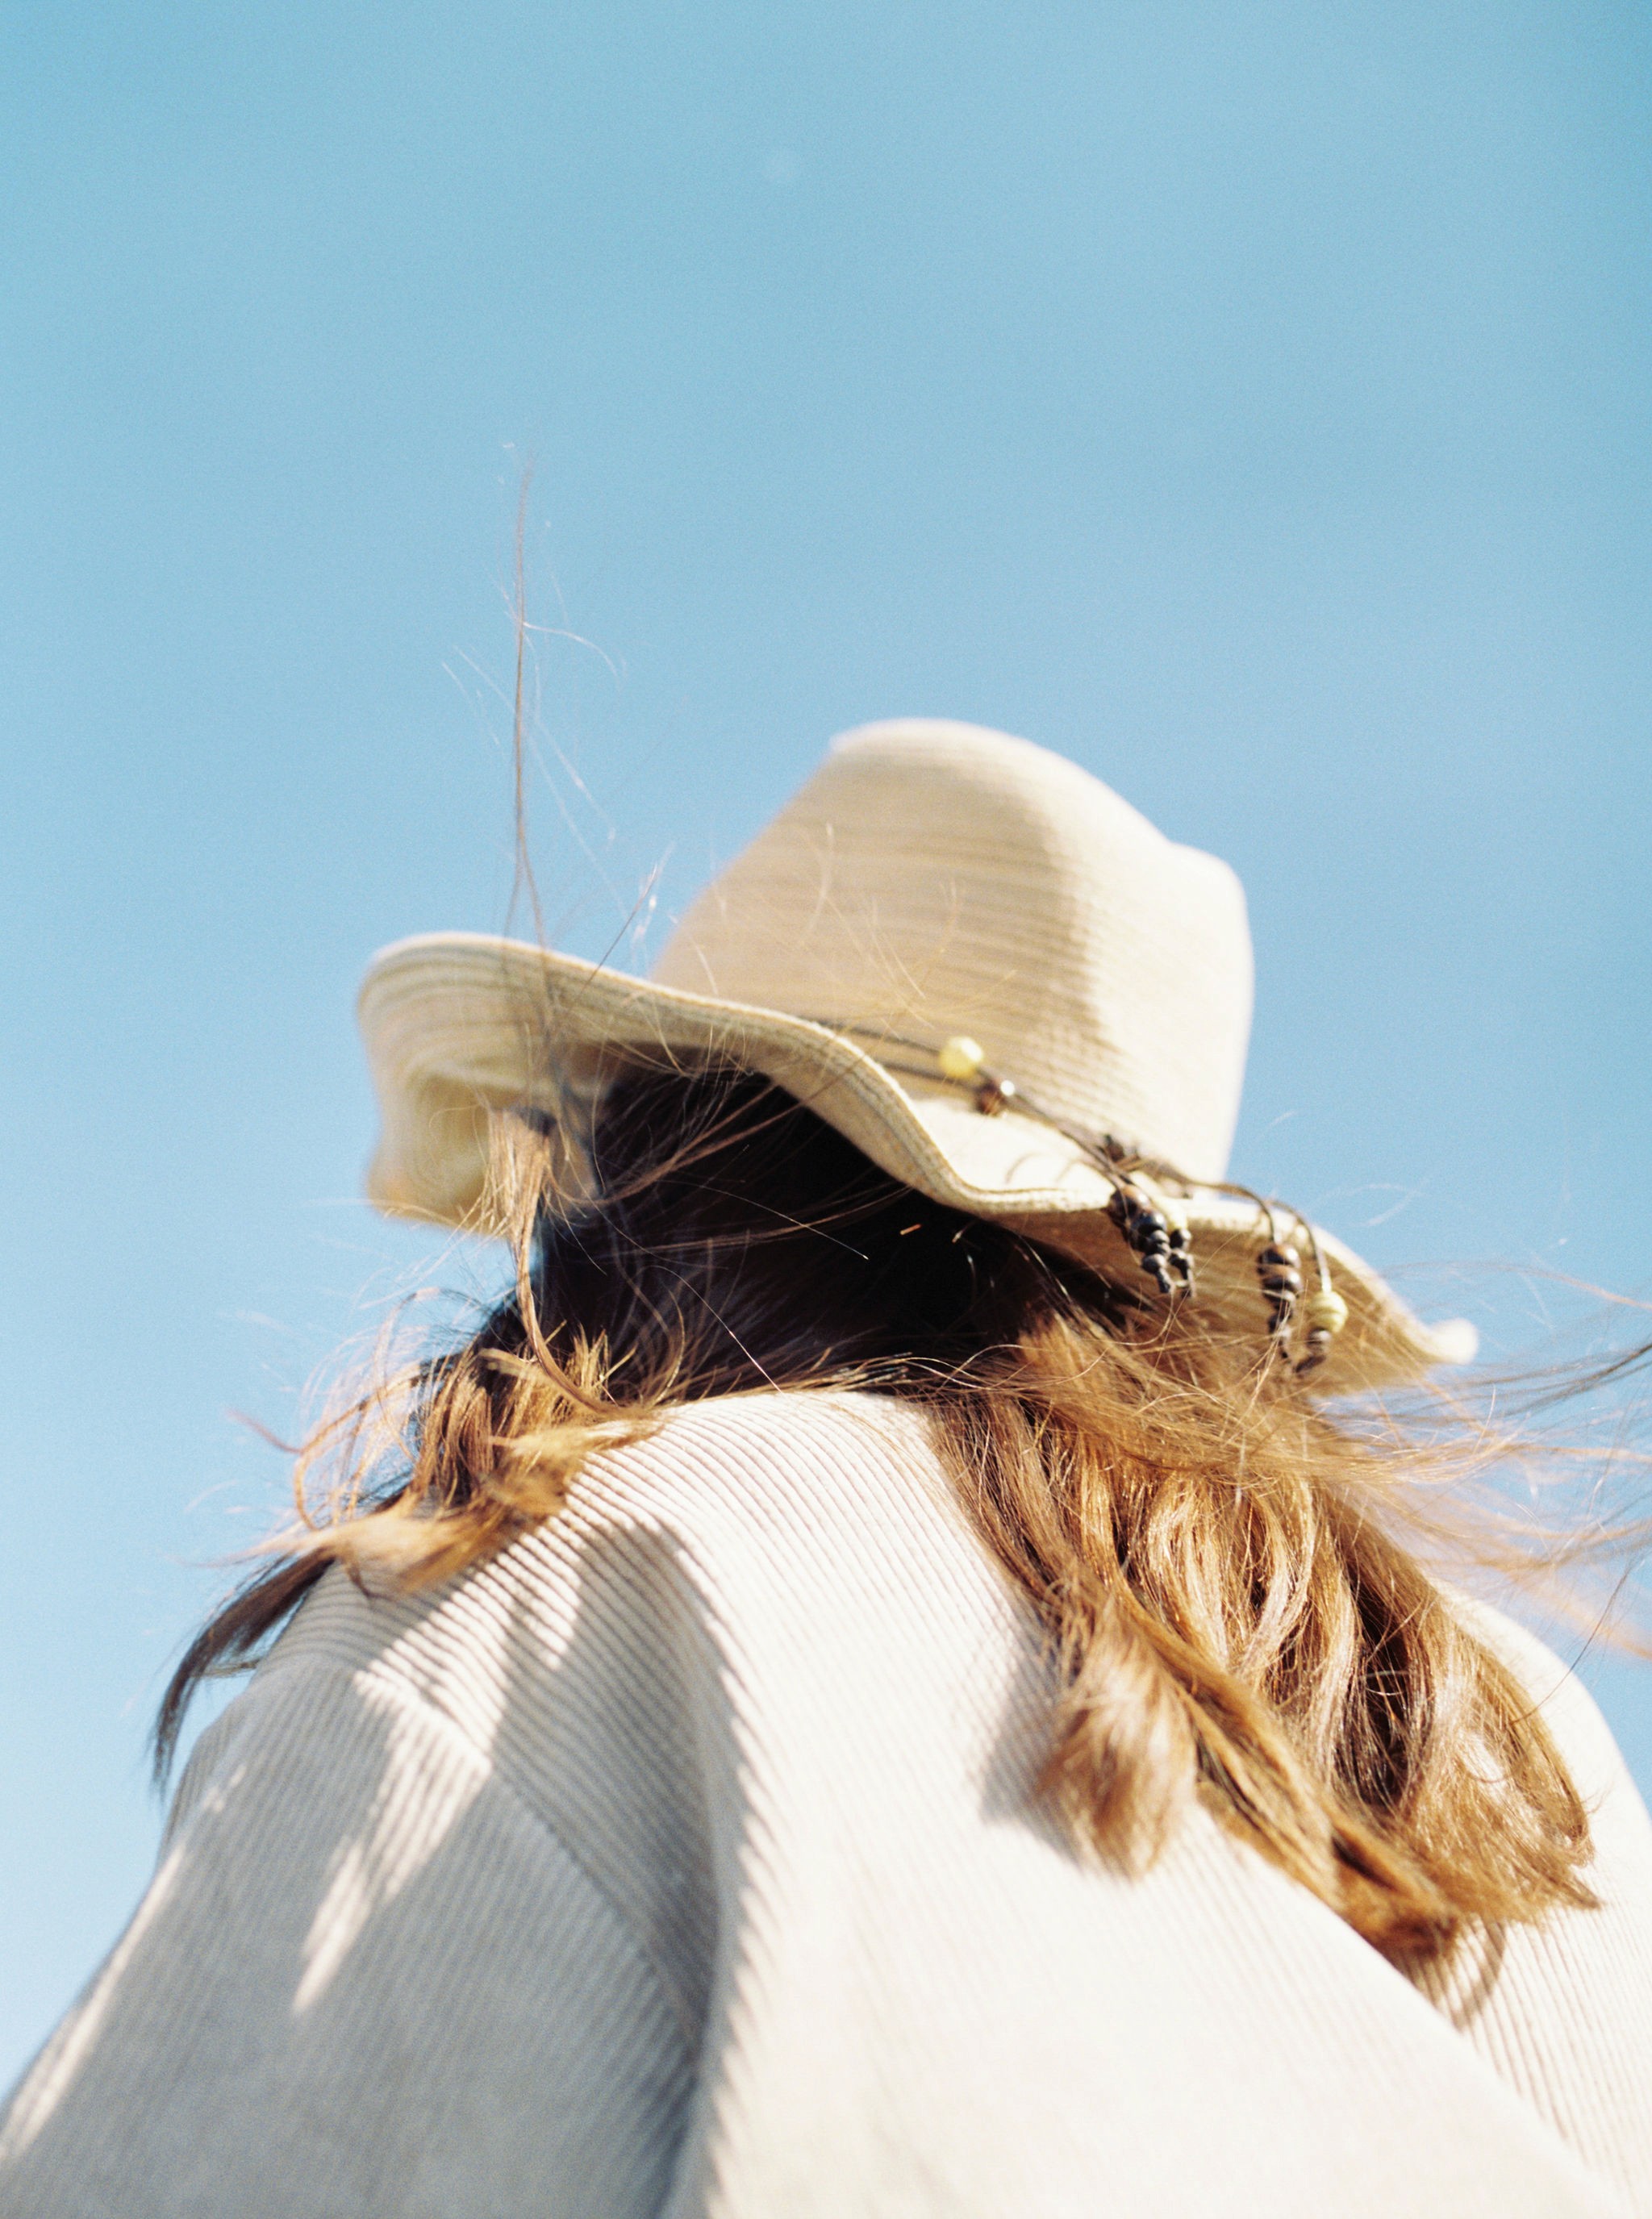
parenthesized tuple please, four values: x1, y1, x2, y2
(361, 720, 1470, 1394)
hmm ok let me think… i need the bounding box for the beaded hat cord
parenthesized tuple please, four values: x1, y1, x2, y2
(823, 1024, 1349, 1378)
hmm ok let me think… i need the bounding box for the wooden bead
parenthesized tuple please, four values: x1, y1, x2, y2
(937, 1035, 986, 1082)
(1297, 1328, 1333, 1375)
(1303, 1289, 1349, 1335)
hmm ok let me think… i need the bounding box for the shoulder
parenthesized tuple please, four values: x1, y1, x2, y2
(269, 1391, 950, 1648)
(261, 1389, 988, 1736)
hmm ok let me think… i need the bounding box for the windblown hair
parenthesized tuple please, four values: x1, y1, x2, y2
(160, 1066, 1633, 1969)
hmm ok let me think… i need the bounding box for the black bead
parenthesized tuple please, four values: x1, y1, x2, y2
(1133, 1210, 1167, 1240)
(1258, 1244, 1300, 1270)
(1261, 1268, 1303, 1297)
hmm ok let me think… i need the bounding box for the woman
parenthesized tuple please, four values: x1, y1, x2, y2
(3, 719, 1650, 2217)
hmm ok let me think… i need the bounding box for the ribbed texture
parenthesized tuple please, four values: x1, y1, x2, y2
(3, 1393, 1648, 2217)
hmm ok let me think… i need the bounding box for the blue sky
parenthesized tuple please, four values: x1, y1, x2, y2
(2, 0, 1650, 2081)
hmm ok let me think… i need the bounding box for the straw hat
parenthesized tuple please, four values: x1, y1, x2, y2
(359, 719, 1475, 1392)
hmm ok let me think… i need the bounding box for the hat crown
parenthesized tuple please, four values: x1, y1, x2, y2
(650, 719, 1254, 1183)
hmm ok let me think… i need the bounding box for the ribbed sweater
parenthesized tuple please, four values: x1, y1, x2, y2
(2, 1391, 1650, 2217)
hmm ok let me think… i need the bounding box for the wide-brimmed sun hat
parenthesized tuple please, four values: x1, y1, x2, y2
(358, 718, 1475, 1393)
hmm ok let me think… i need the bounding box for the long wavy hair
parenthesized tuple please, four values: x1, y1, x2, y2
(158, 1059, 1647, 1971)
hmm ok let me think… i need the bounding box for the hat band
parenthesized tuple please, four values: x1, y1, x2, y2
(804, 1016, 1349, 1377)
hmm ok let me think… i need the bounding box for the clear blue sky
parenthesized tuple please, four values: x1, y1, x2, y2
(2, 0, 1649, 2083)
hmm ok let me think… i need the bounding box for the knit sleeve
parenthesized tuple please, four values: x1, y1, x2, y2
(0, 1652, 695, 2219)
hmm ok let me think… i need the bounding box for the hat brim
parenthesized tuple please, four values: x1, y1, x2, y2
(358, 932, 1475, 1395)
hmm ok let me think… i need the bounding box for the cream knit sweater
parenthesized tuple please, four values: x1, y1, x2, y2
(2, 1391, 1650, 2217)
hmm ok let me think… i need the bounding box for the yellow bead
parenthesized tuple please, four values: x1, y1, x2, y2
(937, 1035, 987, 1082)
(1303, 1289, 1349, 1335)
